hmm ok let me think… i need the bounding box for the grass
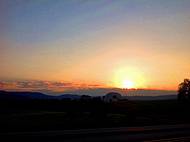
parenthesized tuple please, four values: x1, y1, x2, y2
(0, 99, 190, 132)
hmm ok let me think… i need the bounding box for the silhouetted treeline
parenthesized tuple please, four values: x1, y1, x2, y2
(178, 79, 190, 101)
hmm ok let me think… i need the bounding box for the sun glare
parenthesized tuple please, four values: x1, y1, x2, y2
(121, 80, 134, 89)
(112, 67, 146, 89)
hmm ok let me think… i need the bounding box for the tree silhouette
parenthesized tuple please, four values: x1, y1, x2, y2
(178, 79, 190, 101)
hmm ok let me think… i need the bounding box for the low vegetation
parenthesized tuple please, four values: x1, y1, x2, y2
(1, 98, 190, 132)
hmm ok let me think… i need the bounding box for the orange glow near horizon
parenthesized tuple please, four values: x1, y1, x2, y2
(112, 67, 147, 89)
(120, 80, 135, 89)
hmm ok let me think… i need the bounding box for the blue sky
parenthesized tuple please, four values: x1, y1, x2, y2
(8, 0, 190, 44)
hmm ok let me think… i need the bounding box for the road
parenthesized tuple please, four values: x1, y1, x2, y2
(1, 124, 190, 141)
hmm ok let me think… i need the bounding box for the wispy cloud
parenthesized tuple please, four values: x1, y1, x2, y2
(0, 80, 104, 92)
(0, 80, 177, 96)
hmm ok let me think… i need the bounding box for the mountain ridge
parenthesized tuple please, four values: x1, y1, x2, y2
(0, 90, 177, 101)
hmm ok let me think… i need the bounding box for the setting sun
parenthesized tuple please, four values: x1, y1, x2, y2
(112, 67, 147, 89)
(121, 80, 135, 89)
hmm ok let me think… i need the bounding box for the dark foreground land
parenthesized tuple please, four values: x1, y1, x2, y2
(1, 99, 190, 132)
(1, 99, 190, 141)
(1, 124, 190, 142)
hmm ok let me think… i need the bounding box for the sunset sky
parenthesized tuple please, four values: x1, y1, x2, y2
(1, 0, 190, 93)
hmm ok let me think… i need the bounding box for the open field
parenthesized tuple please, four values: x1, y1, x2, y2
(1, 99, 190, 132)
(1, 124, 190, 142)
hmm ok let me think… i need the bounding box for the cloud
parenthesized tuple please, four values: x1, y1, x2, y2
(0, 80, 104, 92)
(0, 82, 4, 88)
(0, 80, 177, 96)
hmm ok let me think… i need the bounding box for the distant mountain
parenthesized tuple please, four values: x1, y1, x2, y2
(125, 95, 177, 100)
(0, 90, 30, 100)
(62, 88, 177, 97)
(0, 90, 177, 101)
(58, 94, 81, 100)
(9, 91, 54, 99)
(0, 90, 80, 100)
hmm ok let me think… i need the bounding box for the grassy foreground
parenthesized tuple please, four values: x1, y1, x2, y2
(0, 99, 190, 132)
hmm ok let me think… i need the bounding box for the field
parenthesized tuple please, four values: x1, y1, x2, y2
(1, 99, 190, 132)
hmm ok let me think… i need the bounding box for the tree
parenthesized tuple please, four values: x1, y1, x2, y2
(178, 79, 190, 101)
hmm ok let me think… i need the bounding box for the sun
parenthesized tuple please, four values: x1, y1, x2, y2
(111, 67, 146, 89)
(113, 77, 136, 89)
(121, 80, 135, 89)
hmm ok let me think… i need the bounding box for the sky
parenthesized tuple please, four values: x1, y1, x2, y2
(1, 0, 190, 94)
